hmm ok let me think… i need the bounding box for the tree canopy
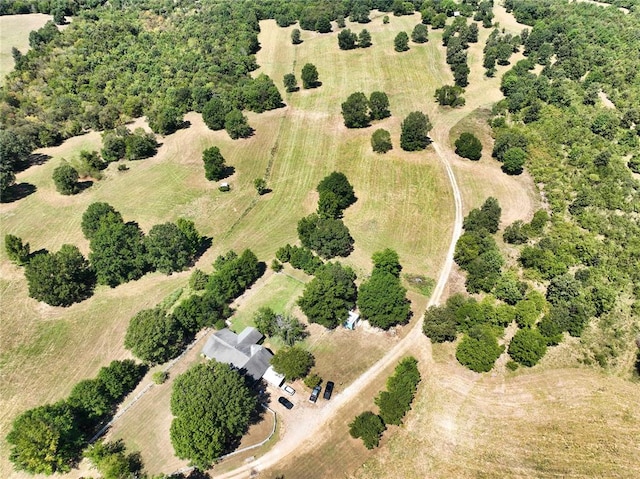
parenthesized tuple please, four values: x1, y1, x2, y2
(170, 362, 258, 469)
(270, 346, 314, 379)
(371, 129, 392, 153)
(202, 146, 228, 181)
(298, 262, 357, 329)
(124, 308, 185, 365)
(52, 162, 79, 195)
(297, 213, 354, 259)
(400, 111, 432, 151)
(7, 402, 83, 475)
(24, 245, 95, 306)
(301, 63, 319, 89)
(316, 171, 357, 210)
(89, 219, 148, 287)
(342, 92, 370, 128)
(394, 31, 409, 52)
(349, 412, 385, 449)
(145, 222, 199, 274)
(455, 132, 483, 160)
(369, 91, 391, 120)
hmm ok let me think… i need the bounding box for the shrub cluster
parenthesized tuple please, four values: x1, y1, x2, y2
(454, 197, 504, 293)
(275, 244, 323, 274)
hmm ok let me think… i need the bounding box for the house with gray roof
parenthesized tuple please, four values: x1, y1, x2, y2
(201, 327, 273, 381)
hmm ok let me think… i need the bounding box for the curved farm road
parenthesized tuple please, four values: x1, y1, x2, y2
(213, 144, 464, 479)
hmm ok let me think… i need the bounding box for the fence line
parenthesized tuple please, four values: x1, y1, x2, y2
(170, 405, 277, 476)
(89, 328, 212, 444)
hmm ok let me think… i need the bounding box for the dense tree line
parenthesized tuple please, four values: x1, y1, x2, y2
(494, 0, 640, 370)
(441, 16, 479, 87)
(9, 203, 205, 306)
(350, 356, 420, 449)
(124, 249, 261, 364)
(483, 28, 524, 77)
(6, 360, 146, 474)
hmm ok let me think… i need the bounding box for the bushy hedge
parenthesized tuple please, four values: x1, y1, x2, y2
(375, 357, 421, 425)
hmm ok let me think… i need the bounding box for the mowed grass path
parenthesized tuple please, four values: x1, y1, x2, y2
(0, 14, 454, 477)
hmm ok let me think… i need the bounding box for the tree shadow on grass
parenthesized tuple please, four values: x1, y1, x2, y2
(76, 180, 94, 193)
(218, 165, 236, 180)
(14, 153, 52, 173)
(0, 182, 36, 203)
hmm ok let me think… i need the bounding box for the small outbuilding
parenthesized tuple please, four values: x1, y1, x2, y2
(262, 366, 285, 388)
(343, 311, 360, 330)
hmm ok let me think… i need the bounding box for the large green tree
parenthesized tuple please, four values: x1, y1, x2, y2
(358, 271, 410, 330)
(349, 412, 385, 449)
(394, 31, 409, 51)
(270, 346, 314, 379)
(297, 213, 354, 259)
(124, 308, 185, 365)
(5, 234, 30, 265)
(202, 146, 228, 181)
(224, 109, 253, 139)
(7, 402, 84, 474)
(81, 202, 123, 240)
(243, 74, 283, 113)
(145, 222, 198, 274)
(369, 91, 391, 120)
(455, 132, 482, 160)
(89, 219, 148, 287)
(342, 92, 370, 128)
(371, 128, 392, 153)
(338, 29, 358, 50)
(301, 63, 319, 89)
(400, 111, 432, 151)
(202, 97, 230, 131)
(316, 171, 357, 210)
(508, 328, 547, 367)
(170, 362, 258, 469)
(298, 262, 357, 328)
(455, 325, 504, 372)
(24, 245, 95, 306)
(52, 162, 79, 195)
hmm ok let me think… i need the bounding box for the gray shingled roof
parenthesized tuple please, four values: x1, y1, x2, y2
(201, 327, 273, 381)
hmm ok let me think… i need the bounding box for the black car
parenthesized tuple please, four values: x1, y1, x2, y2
(309, 385, 322, 403)
(323, 381, 334, 400)
(278, 396, 294, 410)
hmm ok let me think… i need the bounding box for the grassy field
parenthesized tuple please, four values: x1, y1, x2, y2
(0, 13, 50, 80)
(0, 12, 454, 478)
(258, 11, 640, 479)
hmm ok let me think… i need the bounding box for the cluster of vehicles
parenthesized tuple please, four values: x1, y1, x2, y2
(277, 380, 334, 410)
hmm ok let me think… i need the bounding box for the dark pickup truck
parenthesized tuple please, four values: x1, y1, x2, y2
(323, 381, 334, 400)
(309, 385, 322, 403)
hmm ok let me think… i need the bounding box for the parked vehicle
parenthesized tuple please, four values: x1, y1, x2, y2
(309, 385, 322, 403)
(278, 396, 294, 410)
(323, 381, 334, 400)
(281, 384, 295, 396)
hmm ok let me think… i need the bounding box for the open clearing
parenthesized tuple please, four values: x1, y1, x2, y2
(0, 13, 51, 79)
